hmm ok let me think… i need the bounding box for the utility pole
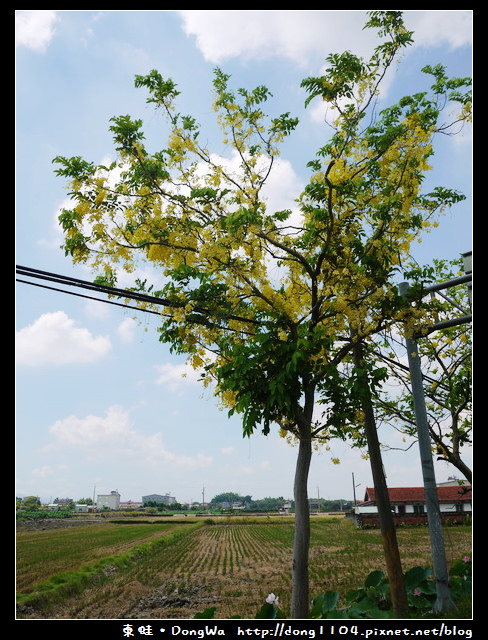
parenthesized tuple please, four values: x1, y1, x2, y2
(399, 262, 471, 614)
(352, 473, 359, 506)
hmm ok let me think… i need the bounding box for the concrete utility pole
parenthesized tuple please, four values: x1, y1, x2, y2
(399, 261, 471, 613)
(352, 473, 360, 506)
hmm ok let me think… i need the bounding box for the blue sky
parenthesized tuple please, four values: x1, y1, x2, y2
(15, 11, 472, 506)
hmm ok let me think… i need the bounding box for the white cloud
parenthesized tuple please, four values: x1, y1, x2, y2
(154, 362, 201, 391)
(16, 311, 111, 366)
(31, 465, 57, 478)
(177, 10, 372, 66)
(221, 446, 237, 456)
(200, 151, 303, 231)
(262, 157, 303, 216)
(406, 11, 472, 50)
(177, 11, 472, 67)
(46, 404, 213, 470)
(237, 464, 254, 475)
(117, 317, 137, 343)
(83, 299, 111, 321)
(48, 404, 135, 448)
(15, 10, 59, 53)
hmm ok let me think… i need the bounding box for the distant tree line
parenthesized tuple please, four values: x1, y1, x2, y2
(208, 492, 351, 512)
(16, 494, 352, 513)
(16, 496, 95, 510)
(144, 501, 183, 511)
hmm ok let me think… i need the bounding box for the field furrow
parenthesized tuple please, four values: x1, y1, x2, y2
(16, 515, 472, 620)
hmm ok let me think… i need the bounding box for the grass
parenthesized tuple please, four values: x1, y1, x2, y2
(16, 519, 198, 592)
(16, 515, 471, 619)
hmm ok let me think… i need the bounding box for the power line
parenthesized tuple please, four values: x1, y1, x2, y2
(16, 275, 164, 316)
(16, 265, 172, 306)
(15, 265, 259, 329)
(16, 265, 171, 317)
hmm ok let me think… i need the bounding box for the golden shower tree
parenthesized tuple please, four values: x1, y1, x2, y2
(54, 12, 471, 617)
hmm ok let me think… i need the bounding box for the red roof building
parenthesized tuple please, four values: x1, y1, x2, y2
(354, 485, 472, 526)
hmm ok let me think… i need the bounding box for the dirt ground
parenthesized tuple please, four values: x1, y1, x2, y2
(17, 517, 110, 530)
(17, 580, 220, 620)
(17, 516, 472, 620)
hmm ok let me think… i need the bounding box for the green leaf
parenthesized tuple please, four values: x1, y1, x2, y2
(254, 602, 277, 619)
(193, 607, 216, 619)
(364, 570, 386, 588)
(404, 566, 432, 591)
(311, 591, 340, 617)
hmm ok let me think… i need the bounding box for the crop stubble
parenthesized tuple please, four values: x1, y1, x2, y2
(16, 516, 472, 619)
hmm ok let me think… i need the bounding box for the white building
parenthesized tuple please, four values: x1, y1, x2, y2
(74, 503, 90, 512)
(97, 490, 120, 510)
(353, 485, 472, 526)
(142, 493, 176, 506)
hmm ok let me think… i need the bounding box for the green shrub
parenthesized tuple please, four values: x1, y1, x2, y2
(17, 510, 72, 521)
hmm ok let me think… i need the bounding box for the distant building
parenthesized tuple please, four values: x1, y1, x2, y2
(142, 493, 176, 506)
(97, 490, 120, 510)
(120, 501, 143, 509)
(74, 503, 94, 512)
(353, 485, 472, 526)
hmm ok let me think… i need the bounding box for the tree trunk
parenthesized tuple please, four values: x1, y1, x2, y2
(291, 423, 312, 618)
(352, 339, 409, 618)
(430, 417, 472, 485)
